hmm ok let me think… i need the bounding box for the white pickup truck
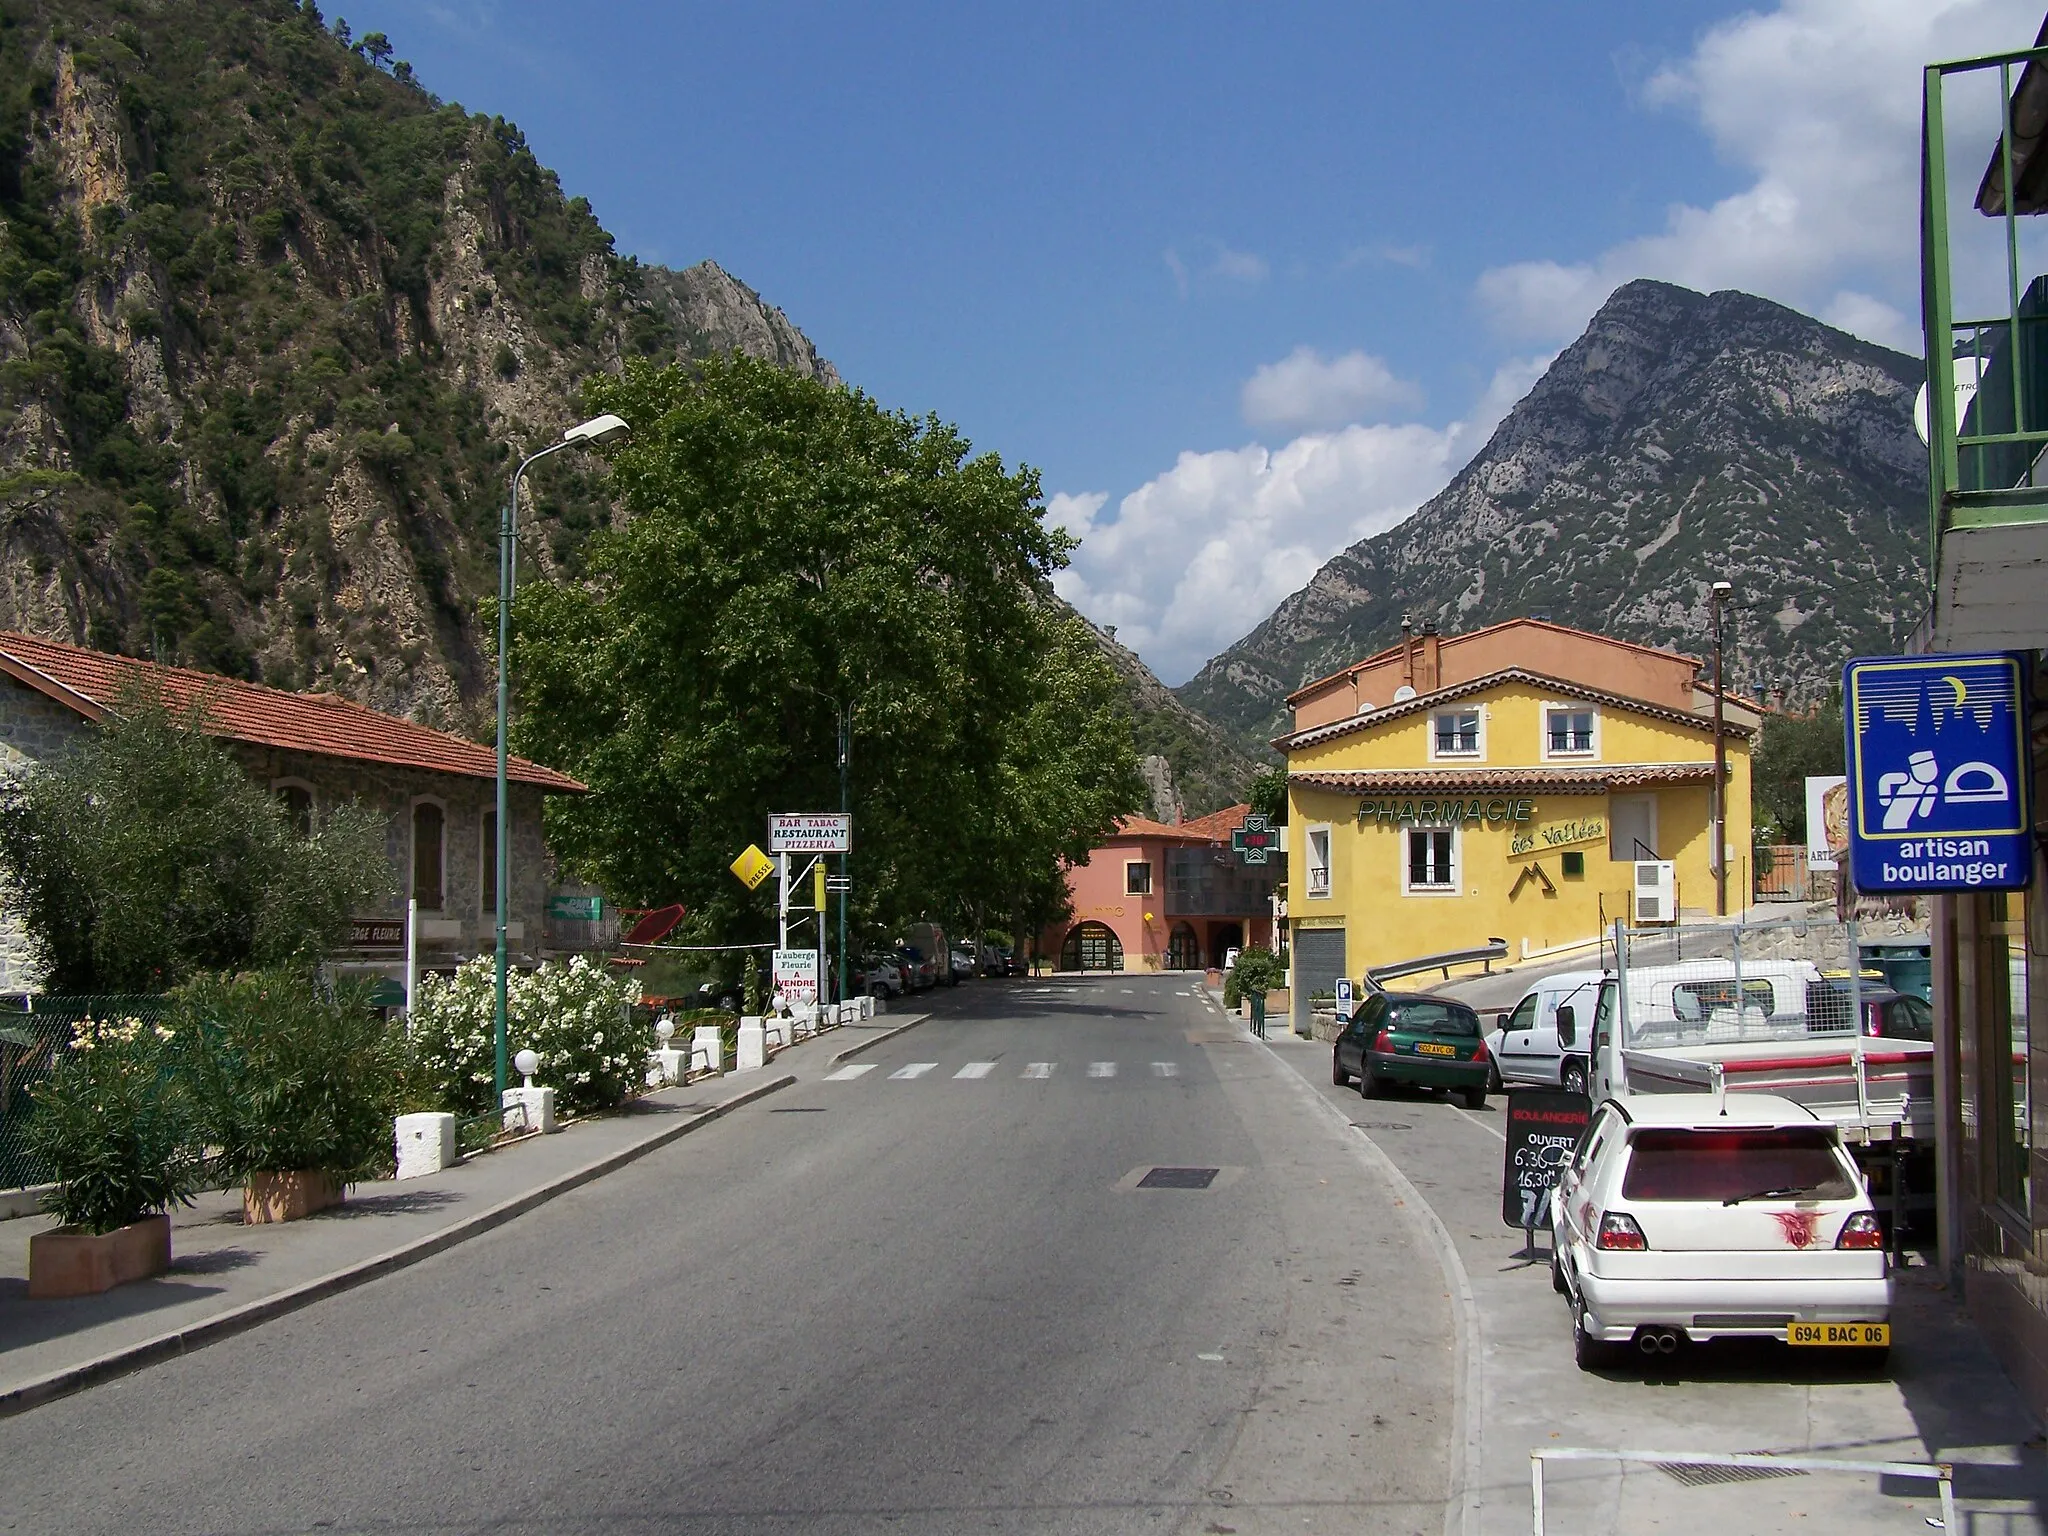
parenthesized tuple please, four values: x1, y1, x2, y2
(1588, 959, 1936, 1150)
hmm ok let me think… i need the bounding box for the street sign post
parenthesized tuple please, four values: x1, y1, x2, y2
(1334, 976, 1354, 1023)
(1843, 653, 2032, 892)
(1231, 813, 1276, 865)
(770, 814, 851, 854)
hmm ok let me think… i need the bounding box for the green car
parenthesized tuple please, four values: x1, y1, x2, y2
(1332, 991, 1492, 1109)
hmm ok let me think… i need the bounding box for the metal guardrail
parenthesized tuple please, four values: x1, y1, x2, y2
(1530, 1447, 1954, 1533)
(1367, 938, 1509, 986)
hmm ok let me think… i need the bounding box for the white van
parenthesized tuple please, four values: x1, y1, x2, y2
(1486, 969, 1605, 1095)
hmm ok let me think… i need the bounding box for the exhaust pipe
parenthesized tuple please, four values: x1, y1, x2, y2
(1634, 1329, 1681, 1356)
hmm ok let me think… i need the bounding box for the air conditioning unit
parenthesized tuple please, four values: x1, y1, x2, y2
(1633, 861, 1677, 924)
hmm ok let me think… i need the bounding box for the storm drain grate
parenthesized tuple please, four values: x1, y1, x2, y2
(1352, 1121, 1413, 1131)
(1654, 1461, 1808, 1487)
(1138, 1166, 1219, 1189)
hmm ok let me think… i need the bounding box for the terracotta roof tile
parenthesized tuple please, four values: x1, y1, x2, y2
(1112, 814, 1223, 842)
(0, 632, 584, 792)
(1176, 802, 1252, 840)
(1291, 763, 1716, 796)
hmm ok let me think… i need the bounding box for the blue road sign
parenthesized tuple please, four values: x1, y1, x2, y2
(1842, 653, 2032, 892)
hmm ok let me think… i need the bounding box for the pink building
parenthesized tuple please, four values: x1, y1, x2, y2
(1039, 805, 1276, 972)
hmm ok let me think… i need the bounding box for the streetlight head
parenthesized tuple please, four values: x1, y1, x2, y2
(1711, 580, 1733, 597)
(514, 1048, 540, 1080)
(563, 413, 629, 446)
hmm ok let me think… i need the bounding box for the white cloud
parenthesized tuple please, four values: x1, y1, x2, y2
(1239, 347, 1425, 432)
(1163, 248, 1190, 299)
(1211, 245, 1270, 284)
(1819, 291, 1919, 352)
(1474, 0, 2039, 347)
(1052, 358, 1550, 685)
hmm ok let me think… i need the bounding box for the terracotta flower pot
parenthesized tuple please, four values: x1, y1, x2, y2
(28, 1213, 172, 1298)
(244, 1170, 344, 1224)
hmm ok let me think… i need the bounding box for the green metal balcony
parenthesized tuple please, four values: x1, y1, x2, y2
(1922, 34, 2048, 651)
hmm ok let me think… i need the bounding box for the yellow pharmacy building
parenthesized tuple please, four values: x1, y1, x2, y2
(1279, 619, 1754, 1030)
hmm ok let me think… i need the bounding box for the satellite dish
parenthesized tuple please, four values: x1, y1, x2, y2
(1392, 684, 1418, 702)
(1914, 355, 1989, 447)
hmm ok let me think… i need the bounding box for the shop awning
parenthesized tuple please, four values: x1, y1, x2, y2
(1290, 763, 1717, 796)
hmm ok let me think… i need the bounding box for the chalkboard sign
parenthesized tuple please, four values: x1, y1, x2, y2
(1501, 1087, 1591, 1229)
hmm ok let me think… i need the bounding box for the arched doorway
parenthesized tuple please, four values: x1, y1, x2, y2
(1167, 923, 1201, 970)
(1209, 922, 1244, 968)
(1060, 921, 1125, 972)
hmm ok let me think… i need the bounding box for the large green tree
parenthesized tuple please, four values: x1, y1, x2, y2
(1752, 695, 1845, 844)
(510, 357, 1142, 943)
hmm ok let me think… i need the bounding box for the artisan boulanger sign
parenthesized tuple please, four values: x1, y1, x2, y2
(1509, 815, 1607, 857)
(1357, 797, 1536, 827)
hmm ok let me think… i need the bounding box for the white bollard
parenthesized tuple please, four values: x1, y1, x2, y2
(736, 1018, 766, 1072)
(395, 1112, 456, 1179)
(502, 1085, 558, 1135)
(692, 1024, 725, 1077)
(649, 1046, 690, 1086)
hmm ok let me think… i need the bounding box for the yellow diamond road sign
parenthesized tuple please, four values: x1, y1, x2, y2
(729, 844, 774, 890)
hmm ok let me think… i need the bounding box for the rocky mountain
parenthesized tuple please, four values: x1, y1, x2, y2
(1174, 281, 1928, 749)
(0, 0, 837, 731)
(1080, 616, 1260, 819)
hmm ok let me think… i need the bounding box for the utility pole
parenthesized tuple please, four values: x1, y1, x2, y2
(1711, 580, 1733, 918)
(838, 707, 850, 1004)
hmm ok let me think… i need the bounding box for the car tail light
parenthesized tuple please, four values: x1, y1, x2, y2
(1595, 1212, 1648, 1250)
(1836, 1211, 1884, 1250)
(1471, 1038, 1490, 1063)
(1372, 1028, 1393, 1053)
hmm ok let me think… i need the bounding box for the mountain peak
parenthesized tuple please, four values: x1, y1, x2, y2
(1174, 282, 1927, 749)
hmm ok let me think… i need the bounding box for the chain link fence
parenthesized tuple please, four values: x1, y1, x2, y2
(0, 995, 171, 1194)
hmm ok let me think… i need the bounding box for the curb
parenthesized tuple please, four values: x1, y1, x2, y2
(0, 1072, 796, 1420)
(827, 1013, 931, 1065)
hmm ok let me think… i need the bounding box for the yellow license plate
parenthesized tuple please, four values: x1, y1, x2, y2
(1787, 1322, 1889, 1347)
(1415, 1042, 1457, 1056)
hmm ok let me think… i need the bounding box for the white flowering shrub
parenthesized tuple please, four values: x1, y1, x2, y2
(408, 955, 644, 1117)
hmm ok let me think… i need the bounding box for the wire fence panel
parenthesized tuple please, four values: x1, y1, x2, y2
(0, 995, 170, 1194)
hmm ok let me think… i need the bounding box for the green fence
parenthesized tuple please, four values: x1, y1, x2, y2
(0, 995, 170, 1194)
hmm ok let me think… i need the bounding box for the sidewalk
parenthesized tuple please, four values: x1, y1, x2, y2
(1216, 979, 2048, 1534)
(0, 1012, 925, 1416)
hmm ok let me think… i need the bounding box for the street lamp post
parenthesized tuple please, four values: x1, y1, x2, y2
(1710, 579, 1733, 919)
(494, 412, 629, 1104)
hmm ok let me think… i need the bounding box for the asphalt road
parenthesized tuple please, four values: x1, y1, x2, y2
(1, 976, 1458, 1536)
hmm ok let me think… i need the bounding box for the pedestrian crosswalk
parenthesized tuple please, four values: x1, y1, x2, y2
(820, 1059, 1186, 1083)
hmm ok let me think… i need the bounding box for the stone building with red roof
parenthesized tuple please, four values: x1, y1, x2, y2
(0, 632, 596, 992)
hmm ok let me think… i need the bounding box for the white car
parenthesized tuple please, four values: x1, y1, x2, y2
(1550, 1093, 1891, 1371)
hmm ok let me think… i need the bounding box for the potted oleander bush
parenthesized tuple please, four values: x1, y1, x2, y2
(180, 971, 404, 1223)
(24, 1017, 200, 1297)
(1227, 946, 1288, 1036)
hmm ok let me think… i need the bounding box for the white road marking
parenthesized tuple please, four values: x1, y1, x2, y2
(890, 1062, 938, 1080)
(1118, 988, 1135, 994)
(1087, 1061, 1116, 1077)
(953, 1061, 996, 1079)
(1196, 1352, 1225, 1361)
(1447, 1102, 1507, 1143)
(1023, 1062, 1054, 1079)
(1151, 1062, 1179, 1077)
(822, 1064, 875, 1081)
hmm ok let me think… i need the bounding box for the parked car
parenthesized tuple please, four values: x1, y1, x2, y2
(1805, 981, 1934, 1041)
(896, 946, 936, 990)
(1550, 1093, 1891, 1371)
(1331, 991, 1492, 1109)
(1484, 969, 1603, 1095)
(949, 945, 978, 981)
(904, 922, 954, 986)
(977, 943, 1006, 976)
(854, 955, 905, 998)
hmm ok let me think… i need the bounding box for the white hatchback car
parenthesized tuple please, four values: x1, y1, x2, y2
(1550, 1093, 1891, 1370)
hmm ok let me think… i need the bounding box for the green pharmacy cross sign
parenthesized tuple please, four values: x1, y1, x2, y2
(1232, 814, 1276, 866)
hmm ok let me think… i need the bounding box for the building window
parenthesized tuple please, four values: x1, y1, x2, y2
(481, 809, 497, 915)
(1544, 706, 1597, 757)
(1405, 827, 1457, 893)
(1431, 708, 1481, 759)
(411, 800, 445, 911)
(1125, 860, 1153, 896)
(274, 781, 314, 837)
(1305, 826, 1332, 899)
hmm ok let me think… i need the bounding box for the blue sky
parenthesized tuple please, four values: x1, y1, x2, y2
(343, 1, 2040, 683)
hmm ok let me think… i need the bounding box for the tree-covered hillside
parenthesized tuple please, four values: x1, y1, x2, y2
(0, 0, 833, 728)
